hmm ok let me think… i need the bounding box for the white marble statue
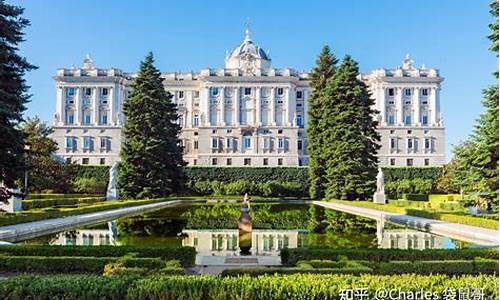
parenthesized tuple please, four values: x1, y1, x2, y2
(106, 162, 119, 201)
(373, 167, 386, 204)
(0, 185, 22, 212)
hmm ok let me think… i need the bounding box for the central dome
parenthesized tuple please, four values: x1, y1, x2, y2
(224, 23, 271, 72)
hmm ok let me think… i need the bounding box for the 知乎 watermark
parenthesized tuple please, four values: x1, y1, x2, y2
(338, 288, 485, 300)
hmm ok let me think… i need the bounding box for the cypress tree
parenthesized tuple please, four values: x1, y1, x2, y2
(118, 52, 185, 199)
(452, 1, 499, 211)
(0, 1, 36, 202)
(307, 45, 337, 199)
(321, 56, 380, 200)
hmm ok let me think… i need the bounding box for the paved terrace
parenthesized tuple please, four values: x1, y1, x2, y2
(0, 199, 201, 243)
(314, 201, 499, 246)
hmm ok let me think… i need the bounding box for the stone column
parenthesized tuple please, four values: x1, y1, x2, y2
(284, 87, 290, 126)
(255, 87, 261, 126)
(412, 87, 420, 125)
(219, 87, 225, 126)
(233, 87, 240, 126)
(429, 87, 437, 125)
(201, 87, 210, 126)
(395, 87, 403, 125)
(109, 86, 115, 125)
(75, 87, 82, 125)
(93, 87, 99, 125)
(380, 87, 386, 125)
(270, 87, 276, 126)
(56, 86, 64, 125)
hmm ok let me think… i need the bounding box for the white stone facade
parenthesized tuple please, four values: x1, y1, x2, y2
(51, 27, 445, 167)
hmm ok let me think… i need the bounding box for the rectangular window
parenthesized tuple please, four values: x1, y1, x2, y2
(193, 115, 199, 127)
(83, 136, 93, 151)
(85, 88, 92, 96)
(66, 157, 72, 164)
(211, 158, 217, 166)
(406, 158, 413, 166)
(263, 158, 269, 166)
(421, 88, 428, 96)
(263, 138, 270, 149)
(390, 158, 396, 166)
(211, 137, 219, 149)
(297, 140, 303, 151)
(425, 138, 431, 150)
(194, 140, 199, 150)
(67, 88, 75, 96)
(193, 159, 197, 165)
(102, 88, 109, 96)
(296, 91, 303, 99)
(100, 158, 106, 165)
(278, 158, 283, 166)
(82, 158, 89, 165)
(424, 158, 430, 166)
(278, 138, 284, 149)
(277, 88, 284, 96)
(407, 138, 413, 149)
(178, 91, 184, 99)
(244, 88, 252, 96)
(226, 158, 232, 166)
(390, 138, 397, 149)
(211, 87, 219, 96)
(404, 115, 412, 125)
(226, 138, 232, 149)
(388, 115, 395, 125)
(422, 114, 428, 125)
(101, 112, 108, 125)
(244, 158, 251, 166)
(84, 113, 91, 125)
(66, 137, 74, 149)
(193, 91, 200, 98)
(388, 88, 395, 97)
(244, 136, 251, 149)
(297, 115, 303, 128)
(67, 113, 74, 125)
(404, 88, 411, 96)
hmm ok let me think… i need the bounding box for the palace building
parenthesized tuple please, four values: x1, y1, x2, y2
(51, 25, 445, 167)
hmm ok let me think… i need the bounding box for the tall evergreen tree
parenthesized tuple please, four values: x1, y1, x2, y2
(0, 1, 36, 202)
(307, 45, 337, 199)
(321, 56, 380, 200)
(452, 1, 499, 211)
(21, 117, 73, 193)
(118, 52, 185, 199)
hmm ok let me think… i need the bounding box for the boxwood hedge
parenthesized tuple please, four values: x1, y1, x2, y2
(0, 245, 196, 267)
(280, 248, 499, 266)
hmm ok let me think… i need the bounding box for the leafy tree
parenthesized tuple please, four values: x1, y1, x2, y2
(321, 56, 380, 200)
(21, 117, 73, 192)
(0, 1, 36, 202)
(450, 1, 499, 211)
(119, 52, 185, 199)
(307, 45, 338, 199)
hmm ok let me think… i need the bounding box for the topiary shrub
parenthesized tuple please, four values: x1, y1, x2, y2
(73, 177, 107, 194)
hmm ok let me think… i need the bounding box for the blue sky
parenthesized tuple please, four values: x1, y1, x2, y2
(12, 0, 497, 160)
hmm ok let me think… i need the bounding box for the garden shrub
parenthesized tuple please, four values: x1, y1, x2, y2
(219, 267, 373, 276)
(22, 196, 105, 210)
(280, 248, 499, 266)
(0, 245, 196, 267)
(126, 274, 498, 300)
(73, 177, 107, 194)
(474, 258, 499, 274)
(403, 194, 429, 201)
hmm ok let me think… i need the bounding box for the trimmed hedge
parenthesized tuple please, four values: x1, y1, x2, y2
(382, 167, 442, 182)
(403, 194, 429, 201)
(220, 267, 373, 276)
(22, 196, 105, 210)
(185, 166, 309, 183)
(0, 275, 132, 300)
(280, 248, 499, 266)
(0, 274, 496, 299)
(127, 274, 498, 300)
(0, 245, 196, 267)
(25, 193, 95, 200)
(0, 256, 163, 274)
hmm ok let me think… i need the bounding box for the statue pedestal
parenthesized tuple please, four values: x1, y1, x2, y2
(106, 188, 118, 201)
(373, 192, 386, 204)
(0, 188, 23, 212)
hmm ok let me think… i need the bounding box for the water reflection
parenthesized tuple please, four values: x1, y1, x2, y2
(50, 221, 118, 246)
(182, 229, 307, 256)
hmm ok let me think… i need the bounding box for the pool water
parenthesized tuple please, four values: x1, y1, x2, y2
(22, 202, 473, 255)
